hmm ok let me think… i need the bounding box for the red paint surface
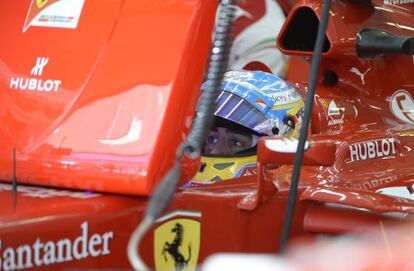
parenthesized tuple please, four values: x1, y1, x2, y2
(0, 0, 414, 270)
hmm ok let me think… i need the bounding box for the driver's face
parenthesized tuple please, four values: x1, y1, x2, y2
(204, 127, 253, 155)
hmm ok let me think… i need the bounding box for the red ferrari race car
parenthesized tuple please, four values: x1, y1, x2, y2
(1, 0, 414, 270)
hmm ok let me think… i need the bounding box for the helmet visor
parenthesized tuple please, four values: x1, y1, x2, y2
(214, 92, 267, 135)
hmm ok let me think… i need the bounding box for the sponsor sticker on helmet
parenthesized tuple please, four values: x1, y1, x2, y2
(237, 164, 257, 177)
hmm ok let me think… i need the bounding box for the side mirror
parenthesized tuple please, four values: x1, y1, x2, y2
(238, 136, 336, 211)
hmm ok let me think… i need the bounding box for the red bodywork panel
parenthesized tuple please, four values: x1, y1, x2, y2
(1, 0, 414, 270)
(0, 0, 216, 195)
(0, 180, 398, 270)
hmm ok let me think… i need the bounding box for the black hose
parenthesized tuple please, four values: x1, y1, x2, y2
(279, 0, 332, 253)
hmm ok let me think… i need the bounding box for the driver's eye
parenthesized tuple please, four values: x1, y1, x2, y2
(228, 139, 243, 148)
(206, 135, 218, 146)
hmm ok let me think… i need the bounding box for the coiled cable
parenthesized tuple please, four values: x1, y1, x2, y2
(127, 1, 237, 270)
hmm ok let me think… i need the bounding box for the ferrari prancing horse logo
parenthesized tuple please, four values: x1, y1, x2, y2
(154, 218, 200, 271)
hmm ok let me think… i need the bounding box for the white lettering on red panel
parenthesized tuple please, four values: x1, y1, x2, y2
(348, 138, 396, 162)
(9, 57, 62, 93)
(0, 183, 100, 199)
(0, 222, 113, 270)
(327, 100, 344, 127)
(384, 0, 414, 5)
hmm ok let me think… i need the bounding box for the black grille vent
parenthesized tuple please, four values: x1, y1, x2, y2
(280, 7, 330, 53)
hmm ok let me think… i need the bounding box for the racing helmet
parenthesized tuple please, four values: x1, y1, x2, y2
(191, 70, 304, 184)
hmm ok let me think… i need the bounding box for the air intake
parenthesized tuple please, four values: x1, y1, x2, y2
(279, 7, 330, 53)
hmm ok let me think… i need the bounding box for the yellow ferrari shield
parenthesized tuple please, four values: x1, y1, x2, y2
(36, 0, 49, 8)
(154, 218, 200, 271)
